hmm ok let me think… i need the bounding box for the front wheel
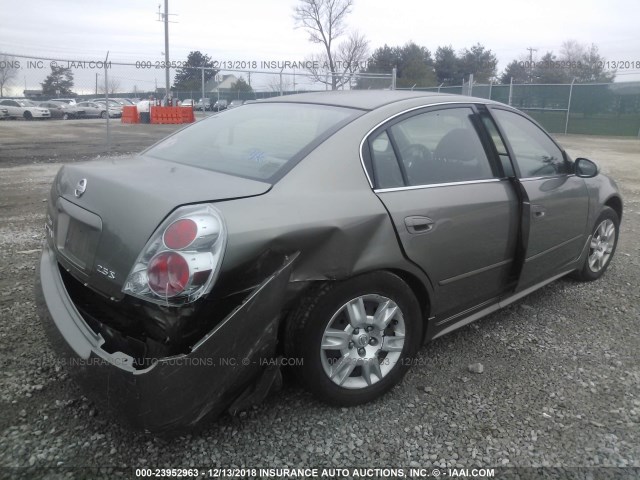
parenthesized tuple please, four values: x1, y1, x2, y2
(573, 206, 619, 281)
(285, 271, 422, 406)
(23, 111, 33, 120)
(99, 111, 106, 119)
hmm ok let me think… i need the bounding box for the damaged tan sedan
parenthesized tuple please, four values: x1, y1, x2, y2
(36, 91, 622, 432)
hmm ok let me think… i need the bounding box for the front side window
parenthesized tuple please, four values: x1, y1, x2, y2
(145, 103, 360, 182)
(388, 107, 494, 186)
(492, 109, 568, 178)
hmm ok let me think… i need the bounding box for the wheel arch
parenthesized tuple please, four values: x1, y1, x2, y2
(604, 195, 623, 222)
(386, 268, 432, 337)
(278, 267, 432, 352)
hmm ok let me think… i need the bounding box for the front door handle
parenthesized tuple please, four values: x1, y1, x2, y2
(405, 216, 434, 234)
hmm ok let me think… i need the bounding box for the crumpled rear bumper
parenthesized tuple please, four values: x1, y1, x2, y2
(35, 243, 296, 432)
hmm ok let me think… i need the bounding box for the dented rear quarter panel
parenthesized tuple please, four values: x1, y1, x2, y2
(214, 103, 435, 312)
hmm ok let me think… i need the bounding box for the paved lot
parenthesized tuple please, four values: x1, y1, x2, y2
(0, 121, 638, 478)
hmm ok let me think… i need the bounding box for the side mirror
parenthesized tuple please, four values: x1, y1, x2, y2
(575, 158, 599, 178)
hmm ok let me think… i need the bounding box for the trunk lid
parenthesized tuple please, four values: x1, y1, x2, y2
(51, 155, 271, 299)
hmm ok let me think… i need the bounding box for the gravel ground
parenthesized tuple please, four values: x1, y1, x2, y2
(0, 125, 639, 479)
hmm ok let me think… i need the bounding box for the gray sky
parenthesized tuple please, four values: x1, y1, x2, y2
(1, 0, 639, 94)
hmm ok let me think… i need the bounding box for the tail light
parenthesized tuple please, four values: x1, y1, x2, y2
(122, 204, 226, 305)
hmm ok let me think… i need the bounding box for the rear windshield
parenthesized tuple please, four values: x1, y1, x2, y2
(144, 103, 361, 181)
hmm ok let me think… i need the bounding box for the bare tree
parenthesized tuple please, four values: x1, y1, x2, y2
(560, 40, 614, 82)
(99, 77, 121, 95)
(267, 75, 293, 94)
(0, 55, 19, 97)
(293, 0, 368, 89)
(560, 40, 586, 64)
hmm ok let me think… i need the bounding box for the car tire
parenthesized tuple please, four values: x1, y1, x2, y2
(100, 111, 106, 119)
(24, 111, 33, 120)
(573, 206, 619, 281)
(62, 113, 69, 120)
(284, 271, 422, 406)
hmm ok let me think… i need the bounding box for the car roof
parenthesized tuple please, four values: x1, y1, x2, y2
(260, 90, 500, 111)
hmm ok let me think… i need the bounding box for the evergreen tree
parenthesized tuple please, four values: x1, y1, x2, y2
(41, 65, 74, 95)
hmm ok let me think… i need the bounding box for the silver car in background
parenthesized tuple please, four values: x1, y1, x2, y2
(37, 91, 622, 432)
(0, 99, 51, 119)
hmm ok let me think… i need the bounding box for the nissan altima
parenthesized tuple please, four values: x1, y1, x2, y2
(36, 91, 622, 432)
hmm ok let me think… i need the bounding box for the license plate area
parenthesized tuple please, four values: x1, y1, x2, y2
(56, 198, 102, 271)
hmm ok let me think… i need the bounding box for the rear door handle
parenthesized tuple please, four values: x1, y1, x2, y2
(531, 205, 546, 219)
(405, 216, 434, 234)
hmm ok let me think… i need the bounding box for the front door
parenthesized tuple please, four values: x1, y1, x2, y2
(488, 108, 589, 289)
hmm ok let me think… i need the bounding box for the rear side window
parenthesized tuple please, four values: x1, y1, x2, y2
(369, 107, 494, 188)
(492, 109, 568, 178)
(145, 103, 360, 182)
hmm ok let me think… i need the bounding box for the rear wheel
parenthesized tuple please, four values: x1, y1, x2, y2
(573, 206, 619, 281)
(62, 113, 69, 120)
(285, 271, 422, 406)
(99, 111, 106, 119)
(23, 111, 33, 120)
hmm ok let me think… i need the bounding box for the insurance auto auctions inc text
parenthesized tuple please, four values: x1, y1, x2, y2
(205, 467, 495, 478)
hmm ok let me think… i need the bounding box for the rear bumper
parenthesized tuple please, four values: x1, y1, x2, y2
(36, 243, 296, 432)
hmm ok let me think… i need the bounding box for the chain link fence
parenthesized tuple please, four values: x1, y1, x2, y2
(2, 52, 639, 137)
(398, 80, 640, 137)
(0, 52, 394, 107)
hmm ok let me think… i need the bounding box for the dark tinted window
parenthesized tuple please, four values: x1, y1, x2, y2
(492, 109, 567, 178)
(145, 103, 360, 181)
(389, 108, 494, 186)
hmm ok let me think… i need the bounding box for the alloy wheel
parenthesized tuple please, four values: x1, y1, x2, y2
(588, 219, 616, 273)
(320, 294, 405, 389)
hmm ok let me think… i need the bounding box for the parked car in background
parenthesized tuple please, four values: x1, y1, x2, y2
(181, 99, 195, 108)
(75, 101, 111, 118)
(38, 101, 85, 120)
(36, 91, 622, 432)
(50, 98, 77, 105)
(195, 98, 212, 111)
(92, 100, 123, 118)
(112, 98, 136, 106)
(227, 99, 244, 109)
(213, 99, 228, 111)
(0, 99, 51, 120)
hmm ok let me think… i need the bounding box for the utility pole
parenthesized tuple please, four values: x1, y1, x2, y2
(157, 1, 177, 104)
(526, 47, 537, 83)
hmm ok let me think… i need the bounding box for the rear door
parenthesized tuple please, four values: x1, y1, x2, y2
(365, 105, 520, 321)
(488, 108, 589, 289)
